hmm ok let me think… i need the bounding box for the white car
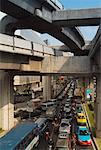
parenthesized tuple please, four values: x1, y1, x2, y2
(64, 107, 71, 113)
(64, 103, 70, 107)
(66, 98, 71, 102)
(58, 132, 69, 139)
(59, 119, 71, 134)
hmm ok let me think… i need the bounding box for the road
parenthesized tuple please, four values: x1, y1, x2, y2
(15, 81, 95, 150)
(33, 99, 66, 150)
(71, 104, 94, 150)
(33, 121, 58, 150)
(33, 135, 48, 150)
(76, 145, 94, 150)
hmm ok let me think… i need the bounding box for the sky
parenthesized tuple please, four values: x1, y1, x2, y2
(60, 0, 101, 9)
(0, 0, 101, 45)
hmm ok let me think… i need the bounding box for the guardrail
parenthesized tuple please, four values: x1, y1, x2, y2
(0, 33, 55, 57)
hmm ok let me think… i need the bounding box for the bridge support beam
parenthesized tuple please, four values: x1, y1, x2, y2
(0, 15, 18, 35)
(52, 8, 101, 27)
(43, 76, 51, 101)
(0, 71, 14, 130)
(95, 74, 101, 138)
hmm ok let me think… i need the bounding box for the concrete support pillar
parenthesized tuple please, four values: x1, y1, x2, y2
(43, 76, 51, 101)
(95, 74, 101, 137)
(0, 70, 14, 130)
(0, 15, 17, 35)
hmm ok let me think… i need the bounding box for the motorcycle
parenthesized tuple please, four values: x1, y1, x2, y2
(48, 145, 52, 150)
(48, 139, 54, 150)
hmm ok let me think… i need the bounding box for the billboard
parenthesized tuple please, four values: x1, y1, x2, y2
(86, 88, 92, 99)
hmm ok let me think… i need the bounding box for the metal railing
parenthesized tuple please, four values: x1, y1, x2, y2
(0, 33, 55, 57)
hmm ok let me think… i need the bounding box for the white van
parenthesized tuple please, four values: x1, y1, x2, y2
(48, 99, 58, 106)
(48, 99, 57, 103)
(59, 119, 71, 135)
(35, 117, 48, 134)
(41, 102, 54, 111)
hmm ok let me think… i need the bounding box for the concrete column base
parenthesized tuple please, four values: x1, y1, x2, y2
(0, 70, 14, 131)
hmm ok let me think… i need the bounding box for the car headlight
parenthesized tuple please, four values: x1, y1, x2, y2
(87, 139, 91, 142)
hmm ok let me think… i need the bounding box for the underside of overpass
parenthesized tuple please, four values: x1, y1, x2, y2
(0, 0, 85, 55)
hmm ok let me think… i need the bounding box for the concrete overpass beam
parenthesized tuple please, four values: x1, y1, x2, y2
(0, 70, 14, 130)
(41, 56, 91, 75)
(35, 8, 85, 51)
(0, 0, 41, 19)
(61, 27, 84, 50)
(0, 0, 85, 52)
(52, 8, 101, 27)
(0, 15, 18, 35)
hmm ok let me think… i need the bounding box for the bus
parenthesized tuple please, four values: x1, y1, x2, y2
(0, 121, 39, 150)
(35, 117, 48, 135)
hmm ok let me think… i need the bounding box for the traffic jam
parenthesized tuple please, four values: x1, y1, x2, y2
(33, 80, 94, 150)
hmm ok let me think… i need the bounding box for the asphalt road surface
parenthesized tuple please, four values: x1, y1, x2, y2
(33, 121, 58, 150)
(76, 145, 94, 150)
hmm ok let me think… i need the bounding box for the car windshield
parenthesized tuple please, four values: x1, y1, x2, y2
(59, 132, 68, 135)
(65, 105, 69, 107)
(78, 115, 85, 119)
(66, 116, 71, 119)
(79, 130, 89, 135)
(61, 123, 69, 127)
(77, 107, 82, 110)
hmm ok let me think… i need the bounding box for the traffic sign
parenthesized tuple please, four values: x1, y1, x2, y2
(86, 88, 92, 99)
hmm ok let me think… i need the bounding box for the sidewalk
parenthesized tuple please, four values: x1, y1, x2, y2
(83, 102, 101, 150)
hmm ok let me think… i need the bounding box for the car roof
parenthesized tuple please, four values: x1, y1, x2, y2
(61, 119, 70, 123)
(41, 102, 54, 105)
(0, 122, 37, 150)
(35, 117, 47, 125)
(65, 103, 70, 106)
(65, 107, 71, 110)
(77, 113, 85, 116)
(78, 126, 88, 130)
